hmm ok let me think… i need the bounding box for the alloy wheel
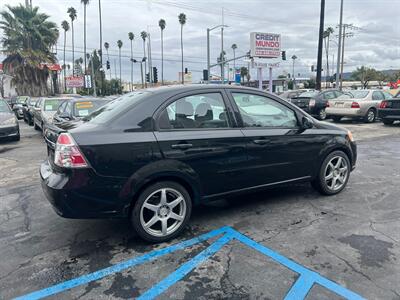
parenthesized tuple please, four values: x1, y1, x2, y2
(324, 156, 349, 191)
(319, 109, 327, 120)
(140, 188, 186, 237)
(367, 110, 375, 122)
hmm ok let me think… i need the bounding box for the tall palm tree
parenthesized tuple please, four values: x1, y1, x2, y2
(81, 0, 90, 74)
(117, 40, 123, 89)
(104, 42, 111, 79)
(158, 19, 166, 85)
(140, 31, 148, 87)
(67, 7, 77, 76)
(323, 27, 334, 84)
(231, 43, 237, 79)
(178, 13, 186, 84)
(128, 32, 134, 91)
(61, 20, 70, 92)
(0, 4, 59, 96)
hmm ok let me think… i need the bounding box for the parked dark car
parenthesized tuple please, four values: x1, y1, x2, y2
(378, 91, 400, 125)
(23, 97, 39, 125)
(11, 96, 29, 119)
(279, 89, 314, 102)
(290, 89, 344, 120)
(0, 99, 20, 141)
(41, 86, 357, 242)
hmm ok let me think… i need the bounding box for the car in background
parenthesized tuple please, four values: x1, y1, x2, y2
(12, 96, 30, 119)
(0, 99, 20, 141)
(326, 90, 393, 123)
(40, 86, 357, 242)
(378, 91, 400, 125)
(22, 97, 39, 125)
(290, 89, 344, 120)
(32, 97, 72, 132)
(279, 89, 314, 102)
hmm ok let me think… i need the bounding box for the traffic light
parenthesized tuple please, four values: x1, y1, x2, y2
(146, 72, 150, 82)
(185, 67, 188, 74)
(203, 69, 209, 81)
(281, 51, 286, 61)
(106, 60, 110, 70)
(153, 67, 158, 83)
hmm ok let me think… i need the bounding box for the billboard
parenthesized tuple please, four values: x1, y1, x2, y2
(250, 32, 281, 58)
(66, 76, 84, 88)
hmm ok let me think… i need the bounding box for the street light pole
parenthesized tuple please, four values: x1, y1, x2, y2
(206, 24, 228, 84)
(336, 0, 344, 89)
(316, 0, 325, 90)
(292, 55, 297, 89)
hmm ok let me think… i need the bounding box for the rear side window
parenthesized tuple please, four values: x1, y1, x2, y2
(232, 93, 298, 128)
(159, 93, 229, 129)
(323, 91, 337, 100)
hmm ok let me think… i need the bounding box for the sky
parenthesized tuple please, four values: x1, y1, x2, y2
(1, 0, 399, 83)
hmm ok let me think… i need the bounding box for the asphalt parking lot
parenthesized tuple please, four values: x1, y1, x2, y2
(1, 120, 399, 299)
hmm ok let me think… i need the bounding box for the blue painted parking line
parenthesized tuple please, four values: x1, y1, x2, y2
(14, 226, 365, 300)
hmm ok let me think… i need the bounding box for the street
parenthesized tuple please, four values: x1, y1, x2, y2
(0, 120, 399, 299)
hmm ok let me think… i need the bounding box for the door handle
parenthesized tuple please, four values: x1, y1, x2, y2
(171, 143, 193, 150)
(253, 139, 269, 145)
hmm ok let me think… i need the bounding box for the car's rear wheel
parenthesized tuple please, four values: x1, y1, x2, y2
(131, 181, 192, 243)
(364, 108, 376, 123)
(331, 116, 342, 122)
(312, 150, 350, 195)
(317, 108, 327, 120)
(382, 119, 394, 125)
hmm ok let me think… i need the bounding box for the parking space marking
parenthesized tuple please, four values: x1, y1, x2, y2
(14, 226, 365, 300)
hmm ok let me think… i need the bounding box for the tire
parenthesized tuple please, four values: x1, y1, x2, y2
(312, 150, 351, 195)
(364, 108, 376, 123)
(331, 116, 342, 122)
(317, 108, 327, 120)
(131, 181, 192, 243)
(382, 119, 394, 125)
(12, 134, 20, 142)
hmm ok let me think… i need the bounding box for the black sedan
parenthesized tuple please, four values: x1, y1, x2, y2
(0, 99, 20, 141)
(290, 89, 344, 120)
(23, 97, 38, 125)
(41, 85, 357, 242)
(378, 91, 400, 125)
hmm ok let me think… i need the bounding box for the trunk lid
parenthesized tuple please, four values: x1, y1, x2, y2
(290, 97, 311, 109)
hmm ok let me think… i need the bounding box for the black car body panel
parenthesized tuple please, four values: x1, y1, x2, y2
(378, 98, 400, 122)
(40, 86, 357, 219)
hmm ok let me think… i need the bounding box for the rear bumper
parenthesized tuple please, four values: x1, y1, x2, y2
(378, 109, 400, 120)
(326, 107, 362, 117)
(40, 160, 128, 219)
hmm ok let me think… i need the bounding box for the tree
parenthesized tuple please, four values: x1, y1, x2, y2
(67, 7, 77, 76)
(240, 67, 248, 84)
(0, 4, 59, 96)
(231, 44, 237, 74)
(81, 0, 90, 74)
(158, 19, 166, 85)
(128, 32, 134, 91)
(140, 31, 148, 87)
(351, 66, 378, 89)
(117, 40, 123, 89)
(323, 27, 334, 85)
(178, 13, 186, 84)
(61, 20, 70, 92)
(87, 50, 105, 95)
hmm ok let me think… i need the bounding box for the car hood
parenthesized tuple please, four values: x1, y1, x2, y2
(0, 112, 15, 123)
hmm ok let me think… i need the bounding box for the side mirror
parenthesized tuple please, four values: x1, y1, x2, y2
(301, 116, 313, 129)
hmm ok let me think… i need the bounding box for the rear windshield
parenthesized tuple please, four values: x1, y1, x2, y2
(349, 91, 369, 98)
(44, 99, 64, 111)
(84, 92, 149, 123)
(74, 101, 107, 117)
(0, 100, 11, 112)
(298, 91, 319, 97)
(16, 96, 29, 104)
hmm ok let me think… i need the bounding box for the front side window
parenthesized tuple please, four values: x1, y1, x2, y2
(232, 93, 298, 128)
(159, 93, 229, 129)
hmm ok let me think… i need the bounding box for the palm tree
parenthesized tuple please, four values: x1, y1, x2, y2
(231, 43, 237, 79)
(323, 27, 334, 84)
(0, 4, 59, 96)
(67, 7, 77, 76)
(178, 13, 186, 84)
(240, 67, 248, 84)
(61, 20, 70, 92)
(117, 40, 123, 89)
(128, 32, 134, 91)
(140, 31, 148, 87)
(158, 19, 166, 85)
(81, 0, 90, 74)
(104, 41, 111, 79)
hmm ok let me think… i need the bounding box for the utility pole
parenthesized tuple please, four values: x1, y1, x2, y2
(147, 28, 153, 85)
(340, 25, 346, 90)
(292, 55, 297, 89)
(207, 28, 210, 83)
(90, 57, 97, 97)
(316, 0, 325, 90)
(221, 7, 225, 84)
(336, 0, 344, 89)
(98, 0, 103, 95)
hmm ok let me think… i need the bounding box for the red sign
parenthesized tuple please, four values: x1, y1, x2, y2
(39, 63, 62, 71)
(66, 76, 84, 88)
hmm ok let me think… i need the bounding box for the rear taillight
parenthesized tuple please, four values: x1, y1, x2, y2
(351, 102, 360, 108)
(380, 101, 388, 109)
(325, 101, 330, 107)
(54, 133, 88, 168)
(309, 99, 316, 107)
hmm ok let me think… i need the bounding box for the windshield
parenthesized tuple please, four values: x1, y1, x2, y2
(0, 100, 12, 113)
(84, 92, 149, 123)
(44, 99, 64, 111)
(349, 91, 369, 98)
(74, 101, 108, 117)
(298, 91, 319, 97)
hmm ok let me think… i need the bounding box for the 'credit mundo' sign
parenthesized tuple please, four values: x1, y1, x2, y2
(250, 32, 281, 58)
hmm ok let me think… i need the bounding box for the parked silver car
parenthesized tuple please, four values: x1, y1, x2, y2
(326, 90, 393, 123)
(32, 97, 73, 132)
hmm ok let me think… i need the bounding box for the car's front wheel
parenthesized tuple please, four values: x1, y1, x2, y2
(131, 181, 192, 243)
(312, 150, 350, 195)
(317, 108, 327, 120)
